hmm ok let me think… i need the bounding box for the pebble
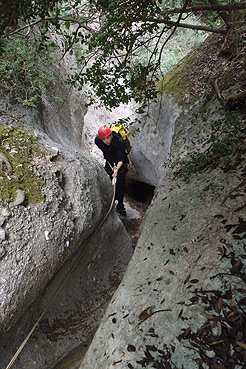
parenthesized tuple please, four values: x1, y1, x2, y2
(9, 190, 26, 208)
(0, 216, 5, 226)
(44, 231, 50, 241)
(0, 227, 6, 241)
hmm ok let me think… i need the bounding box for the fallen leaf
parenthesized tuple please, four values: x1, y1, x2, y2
(218, 297, 223, 311)
(237, 288, 246, 293)
(184, 274, 190, 284)
(209, 340, 224, 345)
(202, 312, 215, 320)
(232, 234, 241, 240)
(236, 341, 246, 350)
(190, 296, 198, 303)
(144, 350, 153, 358)
(217, 321, 222, 336)
(239, 297, 246, 305)
(127, 344, 136, 352)
(231, 259, 242, 274)
(194, 358, 203, 365)
(218, 246, 224, 255)
(113, 360, 122, 365)
(178, 309, 183, 319)
(190, 279, 199, 283)
(146, 345, 157, 352)
(183, 327, 191, 337)
(138, 306, 155, 321)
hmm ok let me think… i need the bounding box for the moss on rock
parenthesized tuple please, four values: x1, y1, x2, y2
(0, 124, 45, 203)
(158, 52, 195, 104)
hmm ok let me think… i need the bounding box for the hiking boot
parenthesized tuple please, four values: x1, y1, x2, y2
(116, 202, 126, 216)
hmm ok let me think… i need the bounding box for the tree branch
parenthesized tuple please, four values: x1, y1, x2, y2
(214, 79, 246, 110)
(1, 16, 96, 39)
(207, 0, 230, 25)
(160, 2, 246, 16)
(226, 90, 246, 110)
(146, 19, 226, 34)
(214, 79, 226, 107)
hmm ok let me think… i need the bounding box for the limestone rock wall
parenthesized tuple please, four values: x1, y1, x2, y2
(39, 33, 87, 152)
(0, 145, 110, 332)
(0, 35, 133, 368)
(128, 96, 181, 187)
(80, 94, 246, 368)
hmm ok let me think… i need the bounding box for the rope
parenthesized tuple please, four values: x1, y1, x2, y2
(5, 181, 116, 369)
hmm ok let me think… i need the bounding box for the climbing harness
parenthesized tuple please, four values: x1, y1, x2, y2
(5, 181, 116, 369)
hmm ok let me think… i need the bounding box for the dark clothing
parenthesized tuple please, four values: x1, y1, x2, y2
(95, 132, 128, 203)
(95, 132, 129, 167)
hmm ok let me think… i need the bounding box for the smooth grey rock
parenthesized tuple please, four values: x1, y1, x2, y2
(0, 216, 5, 226)
(9, 189, 25, 208)
(80, 94, 246, 369)
(1, 208, 10, 218)
(0, 228, 5, 241)
(128, 95, 181, 187)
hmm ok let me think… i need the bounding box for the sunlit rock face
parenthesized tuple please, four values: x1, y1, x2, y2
(128, 95, 181, 187)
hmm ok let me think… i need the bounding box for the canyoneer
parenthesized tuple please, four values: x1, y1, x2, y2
(95, 125, 129, 216)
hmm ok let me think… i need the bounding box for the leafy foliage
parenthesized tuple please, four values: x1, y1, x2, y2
(0, 0, 245, 119)
(0, 36, 57, 107)
(0, 124, 45, 203)
(55, 0, 245, 115)
(0, 0, 62, 34)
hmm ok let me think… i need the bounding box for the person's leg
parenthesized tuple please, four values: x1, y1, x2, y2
(105, 163, 127, 215)
(115, 172, 126, 215)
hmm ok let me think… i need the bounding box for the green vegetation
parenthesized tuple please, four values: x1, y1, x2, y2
(0, 36, 57, 107)
(1, 0, 245, 122)
(0, 124, 45, 203)
(158, 52, 195, 104)
(169, 110, 245, 181)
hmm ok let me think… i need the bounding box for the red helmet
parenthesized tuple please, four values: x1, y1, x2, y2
(98, 126, 112, 139)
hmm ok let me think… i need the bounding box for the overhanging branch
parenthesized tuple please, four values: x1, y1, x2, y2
(1, 16, 96, 38)
(146, 19, 226, 34)
(160, 2, 246, 16)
